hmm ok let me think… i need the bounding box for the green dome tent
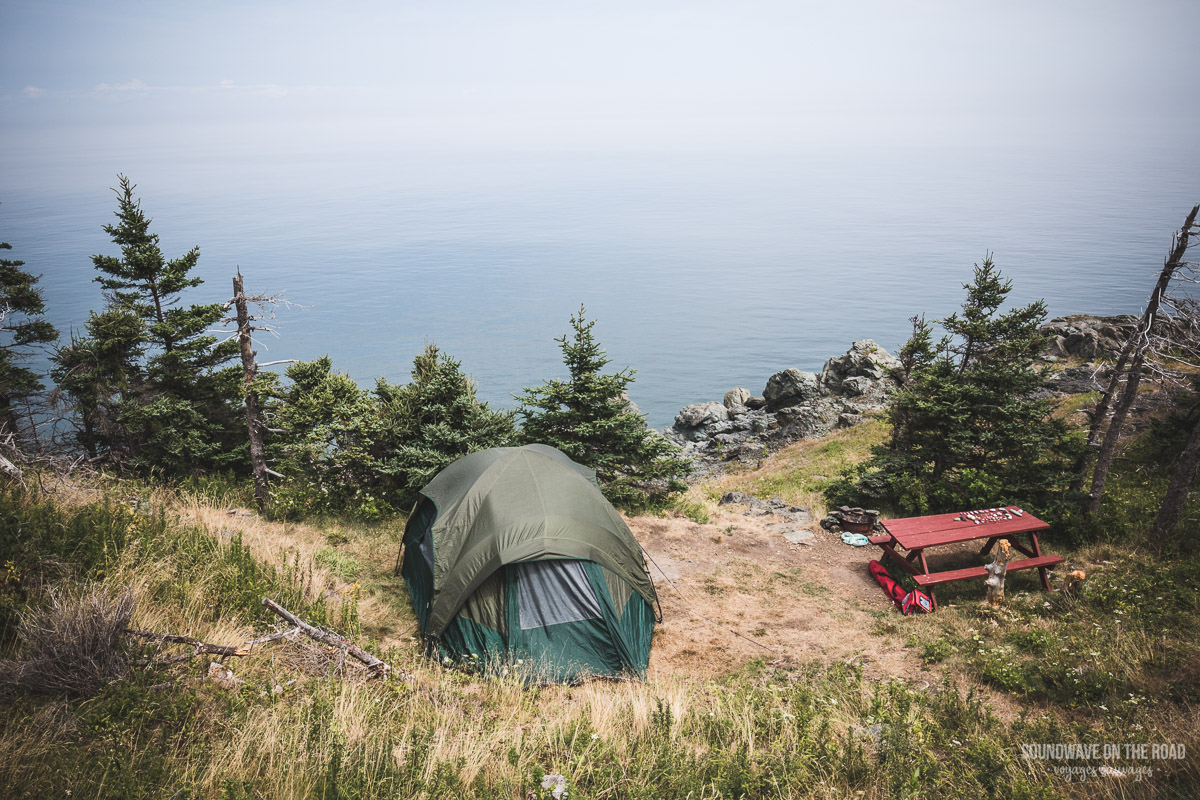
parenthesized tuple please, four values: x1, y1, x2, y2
(399, 444, 658, 682)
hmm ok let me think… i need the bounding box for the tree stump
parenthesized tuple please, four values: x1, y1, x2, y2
(984, 540, 1014, 606)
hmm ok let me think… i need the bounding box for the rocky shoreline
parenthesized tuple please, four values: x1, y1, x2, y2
(661, 340, 901, 476)
(661, 313, 1157, 476)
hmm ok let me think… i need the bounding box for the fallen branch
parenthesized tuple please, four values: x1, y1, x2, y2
(261, 598, 393, 678)
(125, 629, 249, 658)
(246, 626, 301, 646)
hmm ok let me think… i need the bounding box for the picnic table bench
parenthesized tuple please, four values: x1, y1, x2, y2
(871, 507, 1064, 610)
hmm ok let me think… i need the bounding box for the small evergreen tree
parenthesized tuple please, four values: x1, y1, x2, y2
(50, 308, 145, 460)
(0, 240, 58, 443)
(269, 346, 513, 518)
(268, 356, 386, 518)
(516, 306, 689, 508)
(53, 176, 243, 474)
(827, 257, 1078, 514)
(375, 344, 516, 501)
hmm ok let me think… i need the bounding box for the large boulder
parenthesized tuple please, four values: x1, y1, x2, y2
(763, 369, 824, 409)
(775, 403, 837, 438)
(839, 376, 875, 397)
(674, 401, 729, 429)
(724, 387, 751, 411)
(1039, 315, 1136, 361)
(819, 340, 902, 394)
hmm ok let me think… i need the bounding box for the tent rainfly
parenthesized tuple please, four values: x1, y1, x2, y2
(399, 444, 658, 682)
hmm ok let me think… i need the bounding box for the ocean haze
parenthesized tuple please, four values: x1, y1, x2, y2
(3, 144, 1197, 428)
(2, 1, 1198, 426)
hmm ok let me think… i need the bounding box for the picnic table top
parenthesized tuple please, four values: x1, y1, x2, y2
(881, 508, 1049, 550)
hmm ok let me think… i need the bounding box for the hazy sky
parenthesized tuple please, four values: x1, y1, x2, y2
(4, 0, 1199, 164)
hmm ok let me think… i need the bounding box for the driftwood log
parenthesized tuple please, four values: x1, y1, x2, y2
(262, 597, 393, 678)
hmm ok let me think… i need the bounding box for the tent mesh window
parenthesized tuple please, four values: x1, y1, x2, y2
(515, 560, 602, 630)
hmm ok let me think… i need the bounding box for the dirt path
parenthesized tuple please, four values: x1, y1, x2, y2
(629, 505, 932, 682)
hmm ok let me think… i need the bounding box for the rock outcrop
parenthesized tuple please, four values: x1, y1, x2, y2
(1039, 315, 1139, 361)
(1035, 313, 1191, 404)
(664, 340, 900, 475)
(1038, 313, 1188, 362)
(819, 339, 902, 393)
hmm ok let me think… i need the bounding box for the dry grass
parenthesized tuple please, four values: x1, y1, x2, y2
(4, 428, 1196, 798)
(697, 418, 888, 517)
(0, 587, 134, 697)
(185, 665, 866, 796)
(174, 494, 411, 645)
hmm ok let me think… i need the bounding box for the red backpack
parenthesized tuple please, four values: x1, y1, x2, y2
(868, 560, 933, 615)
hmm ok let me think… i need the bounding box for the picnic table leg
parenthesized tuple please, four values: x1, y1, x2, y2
(1030, 533, 1052, 592)
(980, 536, 1000, 555)
(878, 542, 921, 575)
(916, 549, 937, 611)
(1006, 536, 1037, 558)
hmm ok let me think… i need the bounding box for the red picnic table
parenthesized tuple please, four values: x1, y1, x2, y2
(869, 507, 1064, 610)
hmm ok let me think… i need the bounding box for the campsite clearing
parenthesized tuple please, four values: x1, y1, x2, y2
(631, 507, 946, 683)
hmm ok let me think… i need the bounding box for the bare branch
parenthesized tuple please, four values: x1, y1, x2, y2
(245, 627, 301, 646)
(125, 628, 250, 658)
(261, 598, 399, 679)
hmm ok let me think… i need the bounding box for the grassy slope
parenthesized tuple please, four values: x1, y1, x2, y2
(0, 408, 1197, 799)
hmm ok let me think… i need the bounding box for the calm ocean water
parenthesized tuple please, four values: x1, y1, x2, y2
(3, 145, 1197, 428)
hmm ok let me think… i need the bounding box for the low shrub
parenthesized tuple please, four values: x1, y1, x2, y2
(0, 587, 133, 697)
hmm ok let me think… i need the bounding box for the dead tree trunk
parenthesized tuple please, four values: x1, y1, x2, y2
(1152, 411, 1200, 538)
(1085, 351, 1146, 513)
(234, 271, 271, 510)
(0, 452, 22, 480)
(1083, 205, 1199, 513)
(1070, 338, 1138, 493)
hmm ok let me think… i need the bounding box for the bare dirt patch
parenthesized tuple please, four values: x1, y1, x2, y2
(631, 507, 935, 683)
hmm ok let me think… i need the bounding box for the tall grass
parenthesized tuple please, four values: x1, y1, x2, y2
(0, 482, 1072, 799)
(3, 398, 1198, 800)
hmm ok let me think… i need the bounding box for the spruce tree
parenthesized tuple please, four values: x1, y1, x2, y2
(516, 306, 689, 508)
(269, 356, 386, 517)
(375, 344, 515, 501)
(829, 257, 1078, 514)
(50, 308, 144, 460)
(269, 346, 514, 517)
(0, 240, 58, 443)
(54, 176, 242, 473)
